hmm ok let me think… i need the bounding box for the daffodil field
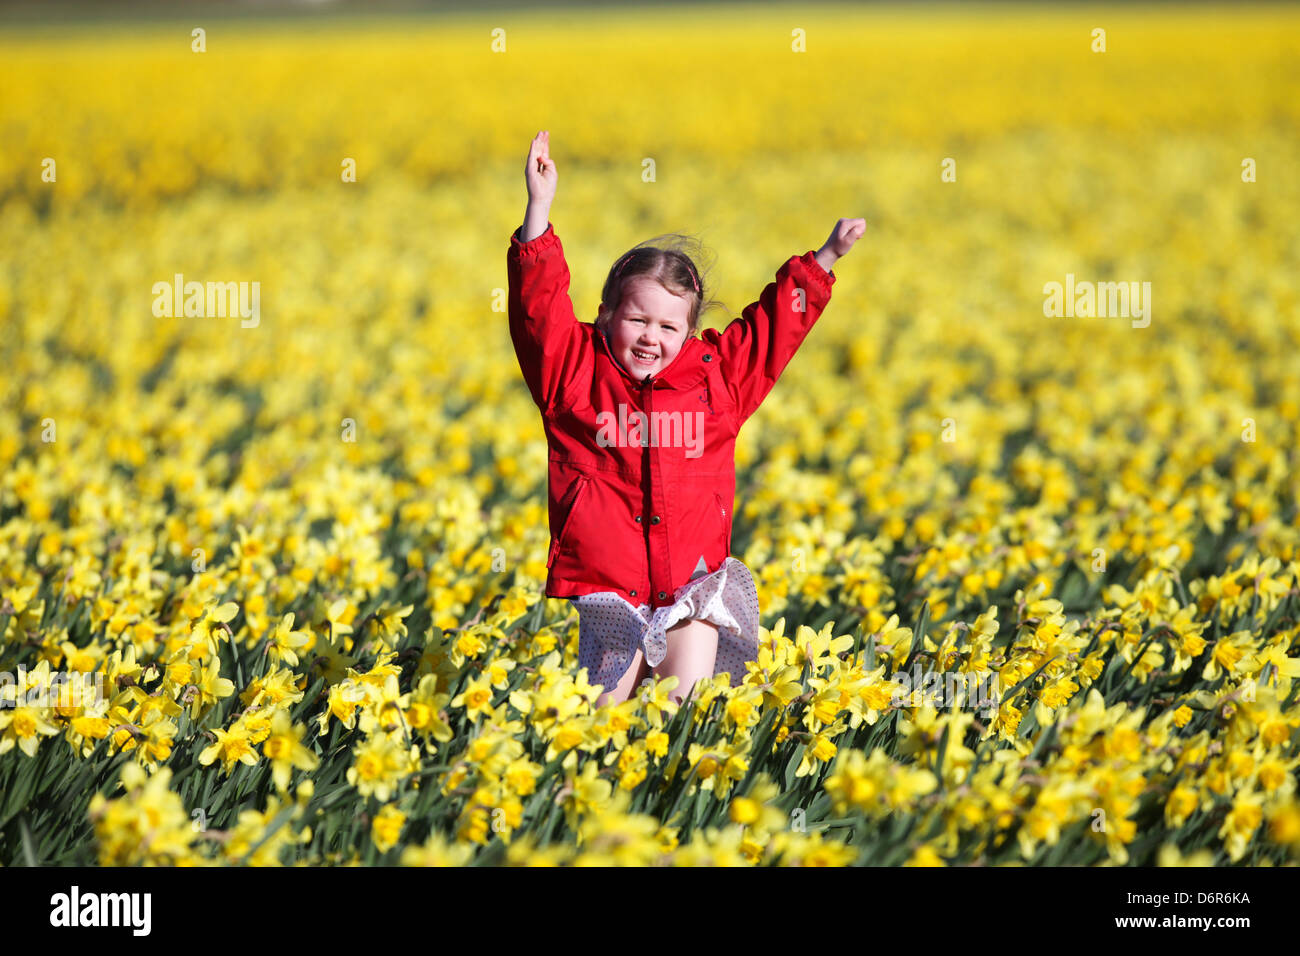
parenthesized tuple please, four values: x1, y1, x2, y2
(2, 5, 1300, 867)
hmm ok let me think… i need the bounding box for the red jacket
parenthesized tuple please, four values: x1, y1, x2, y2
(507, 221, 836, 610)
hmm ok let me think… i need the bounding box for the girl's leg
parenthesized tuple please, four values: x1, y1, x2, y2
(595, 646, 653, 709)
(653, 618, 720, 705)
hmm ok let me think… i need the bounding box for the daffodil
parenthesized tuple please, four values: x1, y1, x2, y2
(261, 708, 320, 791)
(87, 765, 196, 865)
(367, 602, 414, 651)
(198, 723, 260, 775)
(560, 757, 614, 833)
(451, 673, 497, 724)
(266, 611, 313, 667)
(0, 703, 61, 757)
(371, 803, 408, 853)
(194, 601, 240, 660)
(1218, 787, 1265, 862)
(346, 734, 418, 802)
(189, 654, 236, 721)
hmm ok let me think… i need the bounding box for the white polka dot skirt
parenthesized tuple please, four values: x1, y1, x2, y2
(571, 556, 761, 692)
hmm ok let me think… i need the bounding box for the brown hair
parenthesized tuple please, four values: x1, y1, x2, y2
(595, 233, 726, 337)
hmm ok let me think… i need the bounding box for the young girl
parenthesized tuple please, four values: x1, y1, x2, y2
(508, 129, 864, 709)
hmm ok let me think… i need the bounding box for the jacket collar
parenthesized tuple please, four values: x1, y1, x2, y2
(596, 325, 712, 389)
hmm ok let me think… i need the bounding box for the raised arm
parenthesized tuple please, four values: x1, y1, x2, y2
(507, 131, 587, 414)
(706, 218, 865, 423)
(521, 130, 556, 241)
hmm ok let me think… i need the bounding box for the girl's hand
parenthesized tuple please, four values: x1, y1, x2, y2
(813, 217, 866, 274)
(822, 217, 866, 257)
(525, 130, 558, 206)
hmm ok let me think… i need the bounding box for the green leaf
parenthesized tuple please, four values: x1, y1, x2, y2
(20, 816, 38, 867)
(805, 790, 831, 822)
(933, 723, 950, 781)
(783, 742, 805, 791)
(688, 789, 712, 837)
(902, 601, 930, 670)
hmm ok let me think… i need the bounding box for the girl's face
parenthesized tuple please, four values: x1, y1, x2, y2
(598, 276, 693, 379)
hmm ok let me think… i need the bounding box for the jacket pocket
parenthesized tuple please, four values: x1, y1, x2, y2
(714, 492, 733, 555)
(548, 475, 591, 569)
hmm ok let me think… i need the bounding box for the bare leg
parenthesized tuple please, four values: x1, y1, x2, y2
(654, 618, 720, 705)
(595, 646, 653, 708)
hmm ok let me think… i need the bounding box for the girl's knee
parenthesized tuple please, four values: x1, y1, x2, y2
(655, 621, 719, 702)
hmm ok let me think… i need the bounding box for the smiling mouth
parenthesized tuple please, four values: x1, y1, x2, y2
(630, 349, 658, 364)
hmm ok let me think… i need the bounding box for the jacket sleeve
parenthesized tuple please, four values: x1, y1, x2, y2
(708, 250, 836, 422)
(507, 222, 587, 415)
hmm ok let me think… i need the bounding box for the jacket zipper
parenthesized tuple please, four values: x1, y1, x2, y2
(643, 373, 663, 604)
(547, 474, 591, 569)
(714, 492, 732, 554)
